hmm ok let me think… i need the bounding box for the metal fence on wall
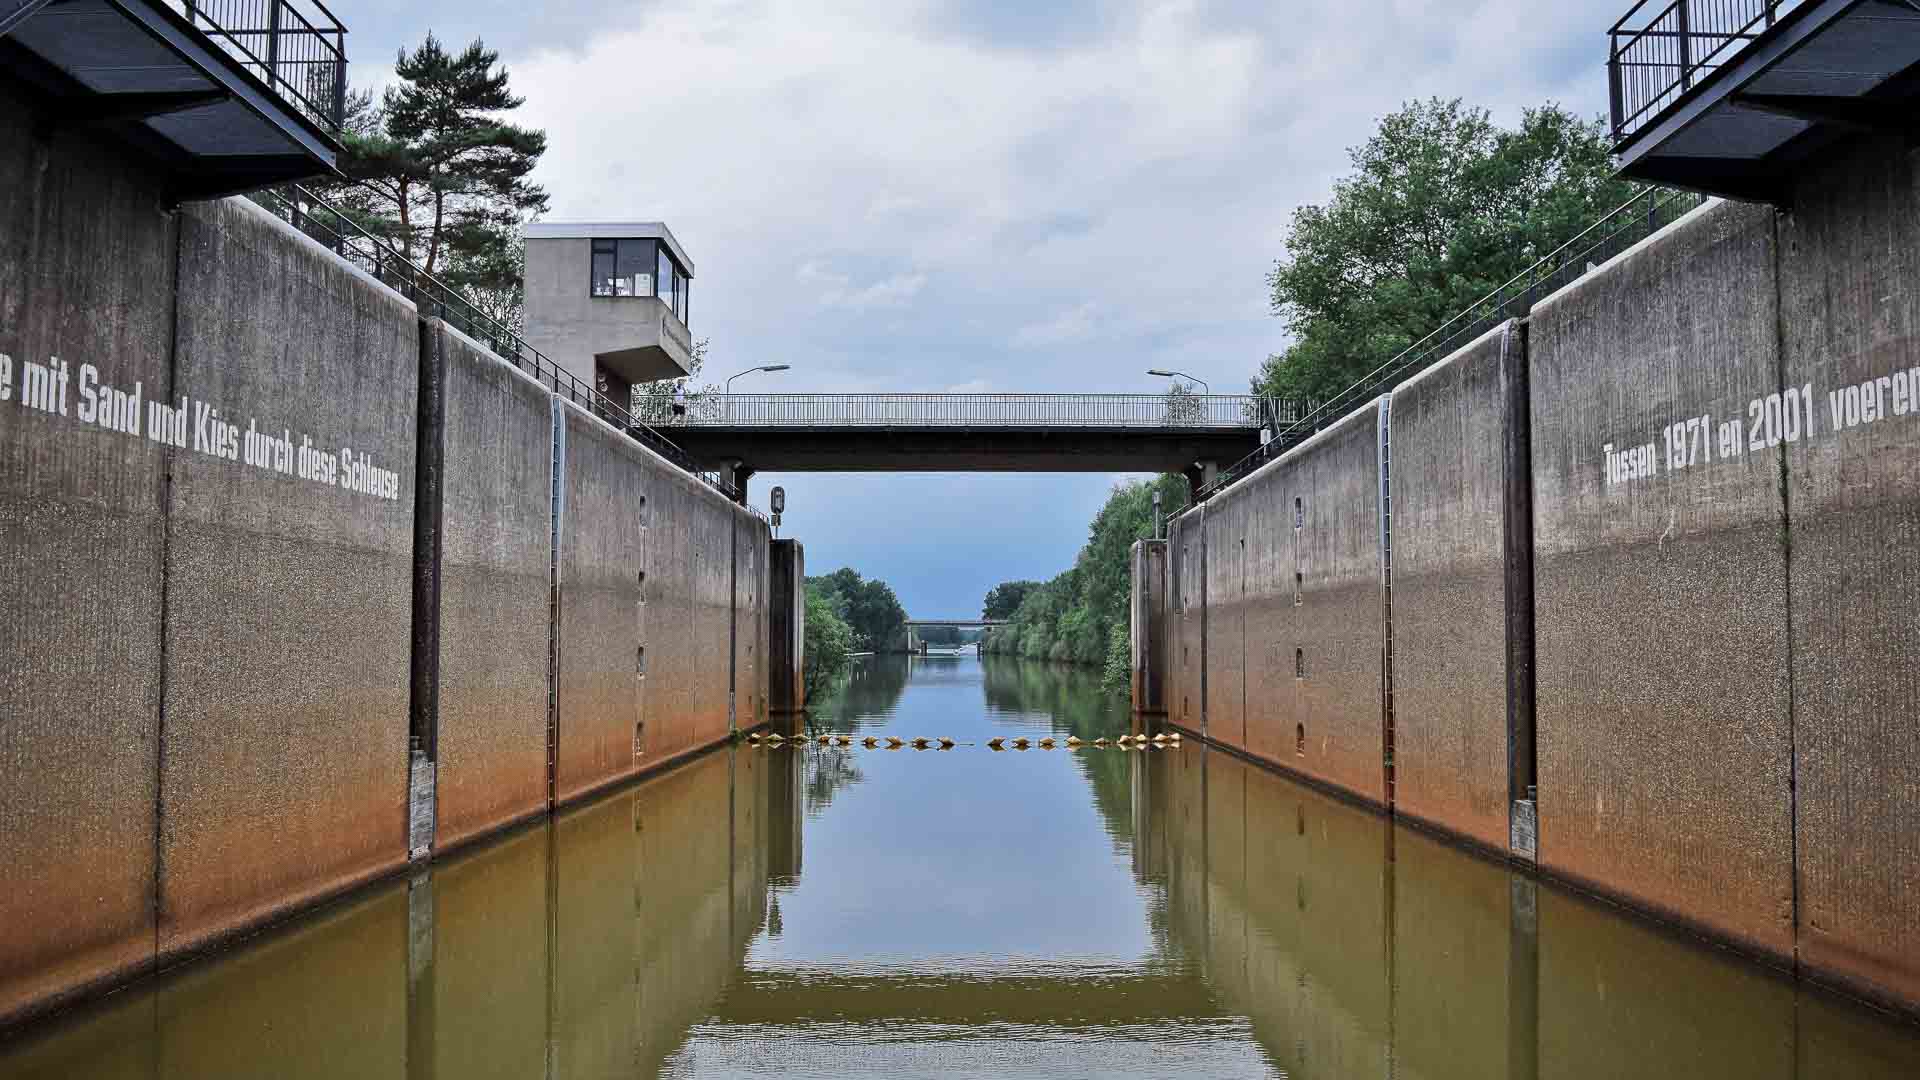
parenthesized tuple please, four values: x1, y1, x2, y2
(1608, 0, 1800, 143)
(173, 0, 349, 132)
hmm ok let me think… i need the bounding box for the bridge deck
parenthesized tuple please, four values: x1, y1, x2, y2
(639, 394, 1285, 473)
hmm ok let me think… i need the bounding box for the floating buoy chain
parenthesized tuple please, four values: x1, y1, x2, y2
(744, 731, 1182, 751)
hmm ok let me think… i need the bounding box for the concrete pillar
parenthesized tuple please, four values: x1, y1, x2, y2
(1130, 539, 1168, 716)
(768, 539, 805, 715)
(727, 462, 753, 506)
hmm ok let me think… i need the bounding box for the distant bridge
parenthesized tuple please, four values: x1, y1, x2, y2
(904, 618, 1006, 627)
(639, 393, 1292, 492)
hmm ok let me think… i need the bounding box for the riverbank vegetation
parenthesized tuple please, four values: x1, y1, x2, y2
(803, 567, 910, 705)
(980, 475, 1188, 691)
(1255, 98, 1636, 402)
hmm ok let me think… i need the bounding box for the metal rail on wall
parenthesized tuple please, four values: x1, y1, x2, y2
(173, 0, 350, 132)
(251, 183, 751, 507)
(1607, 0, 1798, 144)
(1193, 184, 1709, 502)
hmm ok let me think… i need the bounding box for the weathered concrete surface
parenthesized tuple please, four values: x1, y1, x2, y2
(1777, 135, 1920, 1009)
(1201, 490, 1248, 749)
(768, 539, 804, 714)
(556, 402, 763, 797)
(1528, 199, 1794, 959)
(429, 321, 553, 847)
(1129, 539, 1167, 715)
(160, 197, 417, 958)
(1213, 400, 1388, 802)
(733, 509, 769, 732)
(1166, 506, 1206, 734)
(1388, 322, 1526, 851)
(0, 95, 171, 1023)
(554, 402, 648, 799)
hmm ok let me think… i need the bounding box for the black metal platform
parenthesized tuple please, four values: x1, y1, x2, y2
(1610, 0, 1920, 203)
(0, 0, 345, 199)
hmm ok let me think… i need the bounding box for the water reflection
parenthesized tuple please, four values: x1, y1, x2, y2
(3, 657, 1916, 1078)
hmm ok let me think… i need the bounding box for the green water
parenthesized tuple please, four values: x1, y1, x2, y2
(2, 654, 1914, 1077)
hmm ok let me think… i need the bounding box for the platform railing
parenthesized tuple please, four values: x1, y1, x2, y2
(171, 0, 348, 133)
(1608, 0, 1801, 143)
(642, 393, 1297, 430)
(1196, 184, 1708, 501)
(251, 183, 749, 506)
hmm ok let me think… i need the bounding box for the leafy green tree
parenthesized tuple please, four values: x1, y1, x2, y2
(1255, 98, 1635, 402)
(806, 568, 909, 652)
(803, 584, 855, 704)
(334, 33, 550, 327)
(982, 581, 1040, 621)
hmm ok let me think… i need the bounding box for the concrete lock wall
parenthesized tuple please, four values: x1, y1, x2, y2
(1166, 506, 1206, 733)
(0, 78, 772, 1024)
(0, 96, 173, 1020)
(1528, 198, 1794, 960)
(1387, 321, 1529, 853)
(1135, 137, 1920, 1012)
(427, 320, 554, 848)
(1188, 398, 1388, 801)
(160, 196, 421, 957)
(1777, 137, 1920, 1009)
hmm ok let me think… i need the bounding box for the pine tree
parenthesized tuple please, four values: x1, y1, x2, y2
(337, 33, 549, 327)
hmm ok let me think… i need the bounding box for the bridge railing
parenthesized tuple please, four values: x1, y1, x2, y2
(642, 393, 1295, 429)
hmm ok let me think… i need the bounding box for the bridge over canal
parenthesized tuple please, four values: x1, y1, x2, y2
(640, 393, 1293, 497)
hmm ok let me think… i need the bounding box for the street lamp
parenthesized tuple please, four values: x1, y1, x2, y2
(726, 363, 791, 393)
(1147, 368, 1209, 394)
(725, 364, 790, 422)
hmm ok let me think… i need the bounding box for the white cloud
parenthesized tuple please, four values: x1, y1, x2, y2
(1012, 301, 1099, 348)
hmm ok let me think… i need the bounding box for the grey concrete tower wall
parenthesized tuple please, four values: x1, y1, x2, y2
(1527, 198, 1794, 961)
(160, 196, 420, 958)
(0, 95, 173, 1021)
(1777, 136, 1920, 1010)
(1387, 322, 1526, 852)
(426, 320, 555, 848)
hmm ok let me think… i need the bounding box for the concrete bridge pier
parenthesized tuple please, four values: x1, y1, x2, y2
(1181, 460, 1218, 498)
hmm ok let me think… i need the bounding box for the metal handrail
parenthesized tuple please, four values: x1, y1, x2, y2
(1196, 184, 1708, 501)
(1608, 0, 1799, 144)
(171, 1, 348, 132)
(251, 183, 744, 503)
(641, 393, 1299, 430)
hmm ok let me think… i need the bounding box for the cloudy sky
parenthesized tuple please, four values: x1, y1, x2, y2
(350, 0, 1620, 616)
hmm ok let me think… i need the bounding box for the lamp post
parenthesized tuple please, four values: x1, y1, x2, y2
(725, 364, 790, 420)
(1146, 368, 1209, 394)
